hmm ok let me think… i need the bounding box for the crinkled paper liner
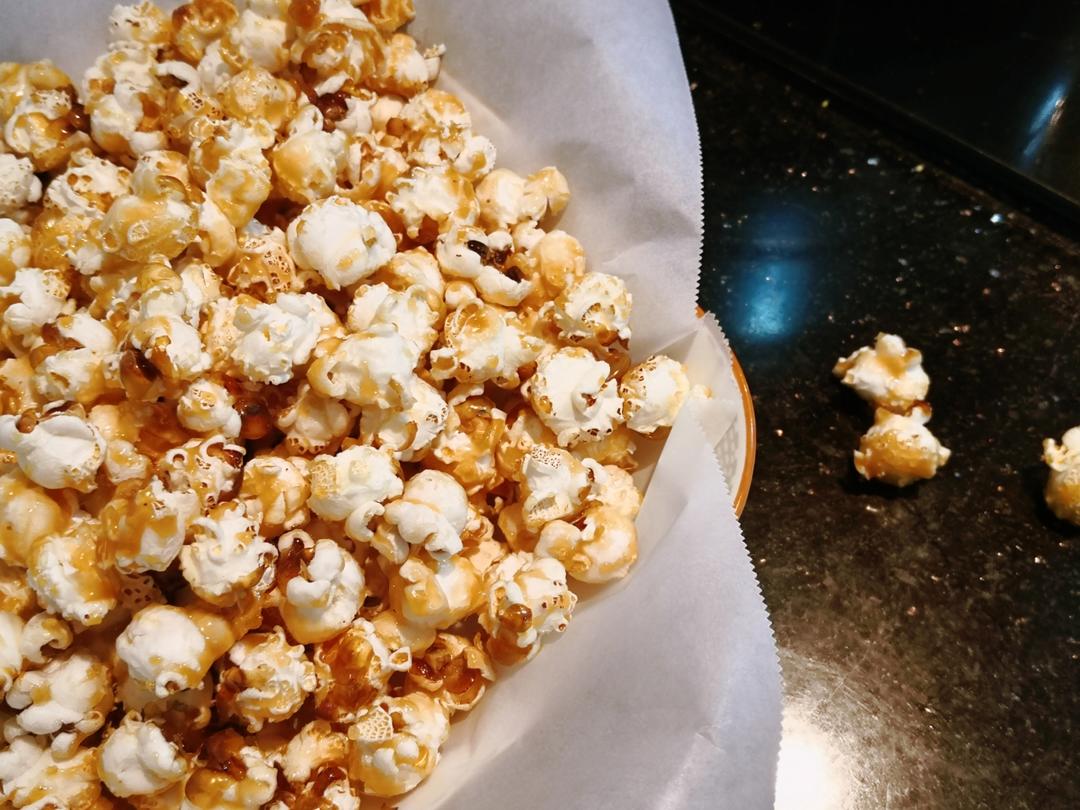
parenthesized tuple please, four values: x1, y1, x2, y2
(1, 1, 783, 807)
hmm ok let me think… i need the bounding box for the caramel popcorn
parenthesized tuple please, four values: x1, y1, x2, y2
(833, 332, 930, 414)
(854, 404, 952, 487)
(0, 1, 709, 800)
(1043, 427, 1080, 525)
(217, 626, 316, 731)
(347, 693, 450, 797)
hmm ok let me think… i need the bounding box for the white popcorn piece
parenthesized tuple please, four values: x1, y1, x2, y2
(88, 403, 152, 486)
(375, 470, 469, 564)
(0, 612, 22, 696)
(44, 148, 130, 217)
(238, 455, 311, 537)
(619, 354, 691, 436)
(178, 260, 223, 322)
(217, 626, 316, 731)
(587, 463, 643, 519)
(407, 631, 494, 714)
(347, 693, 450, 798)
(287, 195, 396, 290)
(0, 154, 42, 217)
(495, 404, 556, 484)
(435, 225, 532, 307)
(5, 87, 89, 173)
(96, 712, 190, 798)
(181, 501, 277, 607)
(854, 404, 952, 487)
(306, 327, 419, 409)
(376, 33, 434, 97)
(158, 434, 245, 510)
(398, 88, 470, 165)
(1043, 426, 1080, 525)
(308, 445, 404, 542)
(189, 119, 274, 228)
(102, 476, 200, 573)
(833, 332, 930, 414)
(386, 164, 478, 240)
(0, 267, 70, 345)
(276, 382, 356, 456)
(518, 444, 593, 532)
(26, 516, 117, 626)
(479, 551, 576, 664)
(312, 617, 411, 723)
(195, 199, 238, 267)
(6, 651, 112, 757)
(0, 468, 70, 567)
(116, 604, 238, 697)
(536, 504, 637, 584)
(552, 271, 632, 351)
(335, 93, 376, 137)
(452, 133, 497, 182)
(129, 312, 213, 383)
(108, 1, 172, 47)
(525, 347, 623, 448)
(0, 735, 102, 808)
(31, 311, 118, 405)
(82, 43, 168, 157)
(282, 719, 349, 785)
(360, 374, 448, 462)
(177, 378, 243, 437)
(429, 300, 542, 387)
(277, 531, 366, 644)
(347, 282, 440, 360)
(17, 613, 73, 666)
(388, 552, 481, 630)
(183, 734, 278, 809)
(223, 8, 289, 72)
(0, 409, 105, 493)
(233, 292, 340, 384)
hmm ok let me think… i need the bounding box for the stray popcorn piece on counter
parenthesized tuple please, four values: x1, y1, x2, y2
(833, 332, 931, 413)
(0, 0, 715, 801)
(1042, 427, 1080, 525)
(854, 405, 952, 487)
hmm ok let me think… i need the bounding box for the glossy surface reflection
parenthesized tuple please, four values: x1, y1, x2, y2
(674, 7, 1080, 808)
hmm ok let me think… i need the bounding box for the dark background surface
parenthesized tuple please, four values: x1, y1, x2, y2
(670, 3, 1080, 808)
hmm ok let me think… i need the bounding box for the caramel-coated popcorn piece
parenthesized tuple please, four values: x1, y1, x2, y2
(1043, 427, 1080, 525)
(347, 693, 450, 797)
(833, 332, 930, 414)
(854, 405, 951, 487)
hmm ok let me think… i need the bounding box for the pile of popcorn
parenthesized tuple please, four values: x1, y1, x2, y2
(833, 333, 951, 487)
(0, 1, 702, 806)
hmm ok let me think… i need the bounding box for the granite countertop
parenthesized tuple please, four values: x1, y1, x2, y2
(672, 12, 1080, 810)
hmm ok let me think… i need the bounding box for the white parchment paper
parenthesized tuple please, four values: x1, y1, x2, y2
(0, 1, 782, 807)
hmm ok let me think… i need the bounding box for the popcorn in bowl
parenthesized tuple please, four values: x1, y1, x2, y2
(0, 0, 710, 803)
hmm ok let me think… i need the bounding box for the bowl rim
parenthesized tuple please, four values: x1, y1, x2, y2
(730, 353, 756, 517)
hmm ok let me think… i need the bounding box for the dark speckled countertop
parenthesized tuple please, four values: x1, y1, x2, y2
(672, 11, 1080, 810)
